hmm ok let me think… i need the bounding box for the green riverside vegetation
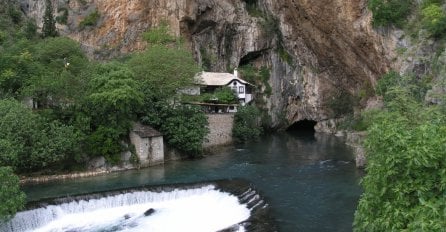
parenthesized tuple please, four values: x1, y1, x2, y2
(353, 2, 446, 230)
(0, 3, 207, 220)
(354, 72, 446, 231)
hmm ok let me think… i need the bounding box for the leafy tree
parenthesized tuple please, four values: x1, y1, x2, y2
(421, 3, 446, 38)
(232, 105, 262, 143)
(83, 62, 143, 161)
(0, 99, 81, 171)
(159, 105, 209, 156)
(0, 166, 25, 221)
(354, 99, 446, 231)
(23, 37, 89, 108)
(142, 21, 177, 45)
(326, 88, 355, 117)
(42, 0, 58, 38)
(354, 69, 446, 231)
(214, 87, 238, 104)
(368, 0, 412, 27)
(128, 45, 200, 99)
(200, 87, 237, 104)
(79, 10, 100, 29)
(0, 39, 39, 98)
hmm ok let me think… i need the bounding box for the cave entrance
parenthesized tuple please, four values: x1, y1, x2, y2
(287, 119, 317, 132)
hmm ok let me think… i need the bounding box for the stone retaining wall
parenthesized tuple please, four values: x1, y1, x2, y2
(203, 114, 234, 148)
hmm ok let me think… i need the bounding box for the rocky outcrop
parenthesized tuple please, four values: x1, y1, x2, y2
(22, 0, 395, 131)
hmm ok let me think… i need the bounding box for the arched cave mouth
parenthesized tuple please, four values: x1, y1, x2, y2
(287, 119, 317, 133)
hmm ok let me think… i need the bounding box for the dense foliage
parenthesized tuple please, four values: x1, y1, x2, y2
(0, 167, 25, 221)
(0, 4, 206, 171)
(354, 72, 446, 231)
(0, 99, 81, 171)
(160, 106, 209, 156)
(79, 10, 100, 29)
(368, 0, 412, 27)
(232, 105, 262, 143)
(369, 0, 446, 38)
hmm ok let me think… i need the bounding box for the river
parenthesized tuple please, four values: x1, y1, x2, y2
(22, 132, 363, 232)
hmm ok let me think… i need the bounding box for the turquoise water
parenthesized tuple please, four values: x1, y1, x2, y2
(22, 132, 363, 232)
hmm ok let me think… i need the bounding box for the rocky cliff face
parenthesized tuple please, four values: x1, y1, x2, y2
(22, 0, 396, 131)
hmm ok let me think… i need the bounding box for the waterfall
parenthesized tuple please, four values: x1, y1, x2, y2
(0, 185, 251, 232)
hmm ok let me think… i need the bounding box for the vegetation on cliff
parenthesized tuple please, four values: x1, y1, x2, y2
(370, 0, 446, 38)
(354, 72, 446, 231)
(354, 1, 446, 230)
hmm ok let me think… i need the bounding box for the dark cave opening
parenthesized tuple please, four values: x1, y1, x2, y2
(287, 119, 317, 132)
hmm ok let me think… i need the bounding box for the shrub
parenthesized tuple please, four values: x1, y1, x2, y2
(354, 102, 446, 231)
(421, 3, 446, 38)
(79, 10, 100, 29)
(368, 0, 412, 27)
(0, 167, 25, 221)
(326, 88, 355, 117)
(233, 105, 262, 143)
(56, 7, 69, 25)
(142, 21, 176, 45)
(213, 87, 238, 104)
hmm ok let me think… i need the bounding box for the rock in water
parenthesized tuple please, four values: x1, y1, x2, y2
(144, 208, 155, 216)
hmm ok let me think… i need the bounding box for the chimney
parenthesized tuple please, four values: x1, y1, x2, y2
(233, 68, 238, 78)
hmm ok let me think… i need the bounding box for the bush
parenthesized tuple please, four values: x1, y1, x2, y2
(140, 97, 208, 157)
(159, 105, 209, 156)
(0, 99, 81, 171)
(368, 0, 412, 27)
(0, 167, 25, 221)
(326, 88, 355, 117)
(421, 3, 446, 38)
(354, 103, 446, 231)
(79, 10, 100, 29)
(233, 105, 262, 143)
(142, 21, 177, 45)
(56, 7, 69, 25)
(213, 87, 238, 104)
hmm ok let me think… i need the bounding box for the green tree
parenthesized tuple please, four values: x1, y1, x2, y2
(0, 166, 25, 221)
(0, 99, 81, 171)
(24, 37, 89, 108)
(42, 0, 58, 38)
(354, 102, 446, 231)
(128, 45, 200, 99)
(232, 105, 262, 143)
(421, 3, 446, 38)
(368, 0, 412, 27)
(142, 21, 177, 45)
(159, 105, 209, 156)
(83, 62, 143, 161)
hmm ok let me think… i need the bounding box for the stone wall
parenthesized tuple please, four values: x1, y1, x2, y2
(129, 132, 164, 167)
(203, 114, 234, 149)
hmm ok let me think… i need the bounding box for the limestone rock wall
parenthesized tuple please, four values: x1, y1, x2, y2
(22, 0, 396, 131)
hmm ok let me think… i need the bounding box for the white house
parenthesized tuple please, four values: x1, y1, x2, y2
(194, 68, 254, 103)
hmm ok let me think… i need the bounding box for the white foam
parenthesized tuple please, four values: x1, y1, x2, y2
(1, 185, 250, 232)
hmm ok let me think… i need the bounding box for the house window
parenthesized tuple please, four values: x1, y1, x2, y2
(239, 86, 245, 93)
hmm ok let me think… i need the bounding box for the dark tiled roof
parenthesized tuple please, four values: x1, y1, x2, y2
(132, 123, 162, 138)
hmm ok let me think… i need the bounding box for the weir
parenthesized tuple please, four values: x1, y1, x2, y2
(1, 180, 275, 232)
